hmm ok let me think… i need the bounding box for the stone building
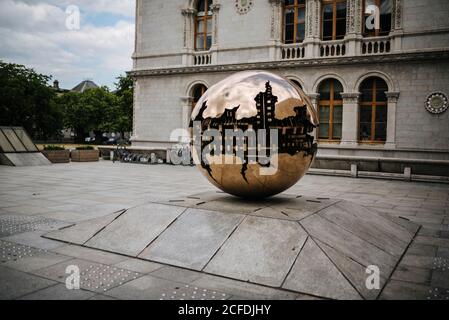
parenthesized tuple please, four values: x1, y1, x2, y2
(129, 0, 449, 165)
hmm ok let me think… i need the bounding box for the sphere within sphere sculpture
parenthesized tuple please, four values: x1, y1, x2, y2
(190, 71, 318, 198)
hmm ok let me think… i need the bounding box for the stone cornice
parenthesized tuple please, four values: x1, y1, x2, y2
(128, 50, 449, 78)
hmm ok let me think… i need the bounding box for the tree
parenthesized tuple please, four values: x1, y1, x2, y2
(0, 61, 63, 140)
(60, 87, 118, 142)
(113, 75, 134, 138)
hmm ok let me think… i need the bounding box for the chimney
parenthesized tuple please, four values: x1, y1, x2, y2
(53, 80, 60, 89)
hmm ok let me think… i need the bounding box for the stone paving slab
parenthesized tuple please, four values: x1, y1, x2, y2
(283, 238, 362, 300)
(301, 214, 399, 278)
(191, 274, 300, 300)
(18, 283, 96, 300)
(318, 200, 414, 257)
(0, 266, 56, 300)
(85, 203, 185, 256)
(315, 239, 386, 300)
(51, 245, 128, 265)
(44, 210, 124, 245)
(204, 215, 308, 287)
(2, 231, 66, 250)
(140, 209, 244, 270)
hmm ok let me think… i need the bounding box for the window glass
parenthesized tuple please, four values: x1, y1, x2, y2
(284, 0, 306, 44)
(319, 80, 331, 100)
(336, 2, 346, 18)
(285, 8, 295, 24)
(297, 24, 305, 42)
(332, 105, 343, 139)
(196, 35, 204, 50)
(335, 19, 346, 39)
(197, 0, 205, 13)
(359, 107, 372, 141)
(322, 20, 333, 40)
(333, 81, 343, 100)
(318, 105, 330, 139)
(323, 4, 333, 20)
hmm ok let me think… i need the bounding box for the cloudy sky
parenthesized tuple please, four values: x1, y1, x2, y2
(0, 0, 135, 90)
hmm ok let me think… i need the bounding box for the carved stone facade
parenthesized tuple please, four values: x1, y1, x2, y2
(130, 0, 449, 161)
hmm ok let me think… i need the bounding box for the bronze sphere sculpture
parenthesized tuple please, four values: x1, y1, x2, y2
(190, 71, 318, 198)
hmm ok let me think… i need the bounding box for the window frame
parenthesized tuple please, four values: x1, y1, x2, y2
(358, 78, 388, 143)
(318, 79, 343, 141)
(362, 0, 392, 37)
(194, 0, 213, 51)
(283, 0, 307, 44)
(321, 0, 347, 41)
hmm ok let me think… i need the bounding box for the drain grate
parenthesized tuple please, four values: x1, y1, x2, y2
(0, 240, 47, 263)
(0, 215, 70, 237)
(160, 284, 229, 300)
(427, 287, 449, 300)
(80, 264, 141, 293)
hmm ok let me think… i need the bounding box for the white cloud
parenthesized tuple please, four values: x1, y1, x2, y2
(0, 0, 135, 89)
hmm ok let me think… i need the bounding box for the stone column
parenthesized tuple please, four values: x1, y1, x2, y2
(180, 96, 194, 143)
(130, 79, 141, 142)
(181, 8, 196, 66)
(340, 92, 360, 146)
(210, 4, 221, 64)
(268, 0, 283, 61)
(308, 93, 320, 140)
(345, 0, 363, 56)
(303, 0, 321, 58)
(391, 0, 403, 52)
(385, 92, 400, 149)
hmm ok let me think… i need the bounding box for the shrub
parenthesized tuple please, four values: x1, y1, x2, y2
(76, 145, 95, 150)
(44, 145, 65, 151)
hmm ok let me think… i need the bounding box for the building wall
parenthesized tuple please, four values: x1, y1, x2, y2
(131, 0, 449, 160)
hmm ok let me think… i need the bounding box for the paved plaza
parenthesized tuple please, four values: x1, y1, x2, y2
(0, 161, 448, 300)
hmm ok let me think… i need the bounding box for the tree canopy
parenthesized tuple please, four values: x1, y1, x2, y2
(0, 61, 63, 140)
(0, 61, 134, 142)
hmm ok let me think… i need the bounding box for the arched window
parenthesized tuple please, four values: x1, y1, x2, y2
(322, 0, 347, 41)
(283, 0, 306, 44)
(195, 0, 213, 51)
(192, 84, 207, 109)
(289, 79, 303, 90)
(318, 79, 343, 140)
(359, 77, 388, 142)
(363, 0, 392, 37)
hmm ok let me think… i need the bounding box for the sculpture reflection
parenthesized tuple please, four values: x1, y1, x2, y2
(190, 71, 318, 198)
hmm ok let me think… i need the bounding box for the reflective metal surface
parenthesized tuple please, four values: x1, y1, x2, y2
(191, 71, 318, 198)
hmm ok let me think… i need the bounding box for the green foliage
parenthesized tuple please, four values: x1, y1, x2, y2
(43, 145, 66, 151)
(59, 87, 118, 140)
(75, 145, 95, 150)
(1, 61, 134, 142)
(0, 61, 63, 140)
